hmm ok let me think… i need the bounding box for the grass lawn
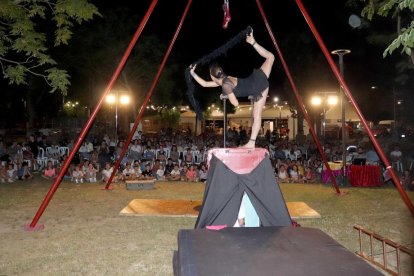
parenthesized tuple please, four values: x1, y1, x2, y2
(0, 176, 413, 275)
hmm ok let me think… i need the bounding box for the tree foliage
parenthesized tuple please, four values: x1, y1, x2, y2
(359, 0, 414, 62)
(0, 0, 100, 94)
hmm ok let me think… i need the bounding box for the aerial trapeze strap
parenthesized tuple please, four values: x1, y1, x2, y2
(185, 26, 252, 120)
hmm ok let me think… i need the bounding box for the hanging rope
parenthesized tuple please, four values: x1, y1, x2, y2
(185, 26, 252, 119)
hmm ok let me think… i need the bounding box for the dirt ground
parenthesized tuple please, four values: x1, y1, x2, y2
(0, 176, 413, 275)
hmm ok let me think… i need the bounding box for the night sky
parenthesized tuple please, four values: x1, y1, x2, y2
(1, 0, 410, 126)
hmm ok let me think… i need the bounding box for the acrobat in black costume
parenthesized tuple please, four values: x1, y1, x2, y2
(185, 26, 253, 119)
(222, 68, 269, 101)
(195, 148, 292, 228)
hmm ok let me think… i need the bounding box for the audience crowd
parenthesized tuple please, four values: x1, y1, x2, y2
(0, 126, 413, 191)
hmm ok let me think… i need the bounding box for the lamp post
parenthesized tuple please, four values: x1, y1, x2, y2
(106, 91, 130, 143)
(332, 49, 351, 184)
(311, 93, 338, 150)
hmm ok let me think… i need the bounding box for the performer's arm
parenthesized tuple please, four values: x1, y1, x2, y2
(222, 80, 239, 107)
(189, 65, 219, 88)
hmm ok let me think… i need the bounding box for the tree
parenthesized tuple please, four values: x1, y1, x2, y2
(0, 0, 100, 94)
(358, 0, 414, 63)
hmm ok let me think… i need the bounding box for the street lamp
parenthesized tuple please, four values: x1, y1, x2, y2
(310, 93, 338, 149)
(105, 91, 130, 143)
(332, 49, 351, 184)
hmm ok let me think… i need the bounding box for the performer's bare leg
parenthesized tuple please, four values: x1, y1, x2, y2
(241, 88, 269, 148)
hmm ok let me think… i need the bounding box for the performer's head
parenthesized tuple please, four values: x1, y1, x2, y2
(209, 62, 226, 83)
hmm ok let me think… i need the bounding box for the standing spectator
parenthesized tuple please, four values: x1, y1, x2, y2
(26, 135, 39, 160)
(390, 145, 403, 172)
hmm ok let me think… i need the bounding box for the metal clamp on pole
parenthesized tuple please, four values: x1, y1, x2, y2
(221, 94, 228, 148)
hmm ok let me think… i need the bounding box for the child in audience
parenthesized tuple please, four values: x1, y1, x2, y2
(186, 164, 197, 182)
(303, 166, 315, 183)
(0, 162, 7, 183)
(198, 163, 208, 182)
(42, 161, 57, 180)
(6, 163, 17, 182)
(132, 164, 142, 179)
(277, 164, 290, 183)
(168, 164, 181, 181)
(85, 163, 98, 182)
(121, 162, 135, 181)
(156, 164, 165, 180)
(101, 162, 120, 183)
(141, 164, 154, 180)
(17, 161, 33, 180)
(71, 165, 84, 183)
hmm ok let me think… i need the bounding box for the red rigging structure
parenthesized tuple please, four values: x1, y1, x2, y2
(26, 0, 414, 230)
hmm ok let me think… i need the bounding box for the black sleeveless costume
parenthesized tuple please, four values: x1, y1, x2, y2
(223, 68, 269, 102)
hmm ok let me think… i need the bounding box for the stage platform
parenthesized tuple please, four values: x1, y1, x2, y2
(173, 226, 382, 276)
(119, 199, 321, 219)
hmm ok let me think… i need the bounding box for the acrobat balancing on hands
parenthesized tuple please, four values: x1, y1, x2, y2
(189, 30, 275, 148)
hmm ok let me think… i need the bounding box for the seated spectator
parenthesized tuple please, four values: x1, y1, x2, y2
(42, 161, 57, 180)
(156, 164, 165, 180)
(180, 165, 187, 181)
(290, 165, 301, 183)
(132, 164, 142, 179)
(165, 158, 174, 176)
(121, 163, 135, 181)
(303, 166, 315, 183)
(184, 148, 193, 163)
(85, 163, 98, 183)
(168, 164, 181, 181)
(169, 145, 180, 164)
(101, 162, 114, 183)
(186, 164, 197, 182)
(143, 146, 155, 161)
(157, 146, 167, 164)
(6, 163, 17, 183)
(151, 159, 161, 176)
(198, 164, 208, 182)
(277, 164, 290, 183)
(71, 165, 84, 183)
(141, 164, 154, 180)
(17, 161, 33, 180)
(0, 161, 7, 182)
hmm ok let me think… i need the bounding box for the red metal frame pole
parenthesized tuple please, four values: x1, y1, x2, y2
(255, 0, 342, 194)
(105, 0, 193, 188)
(294, 0, 414, 216)
(26, 0, 159, 229)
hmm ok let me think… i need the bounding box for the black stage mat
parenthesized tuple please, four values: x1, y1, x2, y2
(174, 226, 382, 276)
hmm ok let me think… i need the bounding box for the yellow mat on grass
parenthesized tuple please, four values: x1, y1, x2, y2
(119, 199, 321, 219)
